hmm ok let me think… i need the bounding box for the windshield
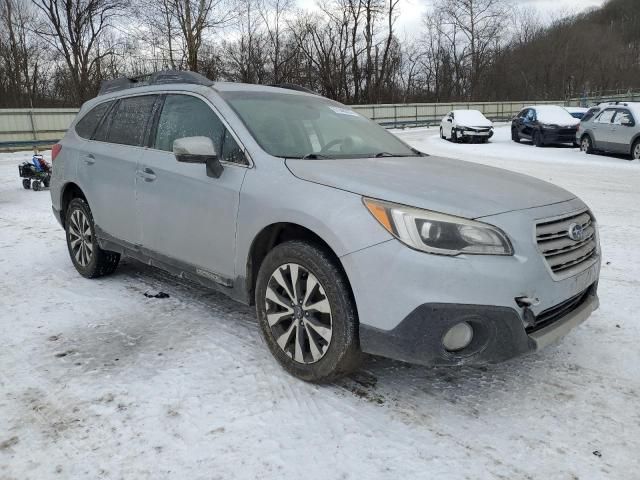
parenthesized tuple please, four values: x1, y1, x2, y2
(535, 105, 579, 125)
(221, 91, 415, 159)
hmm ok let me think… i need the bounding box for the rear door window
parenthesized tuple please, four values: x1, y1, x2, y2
(154, 94, 225, 153)
(107, 95, 157, 146)
(75, 101, 113, 139)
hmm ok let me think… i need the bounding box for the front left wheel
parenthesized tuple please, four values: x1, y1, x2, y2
(65, 198, 120, 278)
(255, 241, 361, 382)
(533, 130, 545, 147)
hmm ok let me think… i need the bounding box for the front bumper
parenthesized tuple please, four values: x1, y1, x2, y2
(457, 128, 494, 140)
(359, 285, 598, 366)
(541, 129, 578, 144)
(341, 198, 601, 367)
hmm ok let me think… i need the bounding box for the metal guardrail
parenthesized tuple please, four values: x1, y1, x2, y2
(2, 92, 639, 148)
(0, 108, 78, 149)
(350, 100, 564, 128)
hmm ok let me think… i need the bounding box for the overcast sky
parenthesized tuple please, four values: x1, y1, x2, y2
(295, 0, 609, 38)
(395, 0, 608, 37)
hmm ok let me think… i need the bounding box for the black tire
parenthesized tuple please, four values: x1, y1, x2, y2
(43, 176, 50, 188)
(65, 198, 120, 278)
(22, 179, 31, 189)
(255, 240, 361, 382)
(533, 130, 545, 147)
(440, 127, 445, 140)
(32, 181, 41, 191)
(451, 129, 458, 143)
(631, 140, 640, 160)
(580, 134, 594, 154)
(511, 127, 520, 143)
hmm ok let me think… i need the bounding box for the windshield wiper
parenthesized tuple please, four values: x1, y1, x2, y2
(302, 153, 330, 160)
(410, 147, 428, 157)
(373, 152, 395, 157)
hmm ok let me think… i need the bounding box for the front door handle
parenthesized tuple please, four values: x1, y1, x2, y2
(82, 154, 95, 165)
(137, 167, 156, 182)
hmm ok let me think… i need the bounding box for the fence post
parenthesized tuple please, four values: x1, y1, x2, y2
(415, 105, 418, 125)
(28, 109, 37, 142)
(394, 105, 397, 126)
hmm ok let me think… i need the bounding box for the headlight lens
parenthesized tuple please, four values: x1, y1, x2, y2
(363, 198, 513, 256)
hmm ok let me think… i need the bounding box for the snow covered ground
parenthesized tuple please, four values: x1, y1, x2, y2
(1, 126, 639, 479)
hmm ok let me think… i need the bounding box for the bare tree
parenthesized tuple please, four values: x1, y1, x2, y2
(0, 0, 46, 106)
(33, 0, 127, 102)
(434, 0, 506, 100)
(170, 0, 234, 72)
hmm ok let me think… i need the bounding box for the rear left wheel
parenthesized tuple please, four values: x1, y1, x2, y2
(632, 140, 640, 160)
(581, 134, 594, 154)
(255, 241, 361, 382)
(22, 179, 31, 189)
(65, 198, 120, 278)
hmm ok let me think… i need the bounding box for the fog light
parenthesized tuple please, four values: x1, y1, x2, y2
(442, 322, 474, 352)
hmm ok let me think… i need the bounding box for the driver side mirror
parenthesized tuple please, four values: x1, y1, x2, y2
(447, 118, 452, 123)
(173, 136, 223, 178)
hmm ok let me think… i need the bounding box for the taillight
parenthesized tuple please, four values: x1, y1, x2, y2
(51, 143, 62, 162)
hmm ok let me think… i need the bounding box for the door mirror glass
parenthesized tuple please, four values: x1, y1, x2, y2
(447, 118, 452, 123)
(173, 136, 223, 178)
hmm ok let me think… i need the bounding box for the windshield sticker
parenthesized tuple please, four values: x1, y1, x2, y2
(328, 106, 360, 117)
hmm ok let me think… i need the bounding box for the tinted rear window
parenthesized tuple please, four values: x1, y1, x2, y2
(107, 95, 157, 146)
(75, 101, 113, 139)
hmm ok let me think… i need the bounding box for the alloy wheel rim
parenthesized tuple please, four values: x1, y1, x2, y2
(634, 144, 640, 159)
(581, 138, 589, 152)
(68, 209, 93, 267)
(265, 263, 333, 364)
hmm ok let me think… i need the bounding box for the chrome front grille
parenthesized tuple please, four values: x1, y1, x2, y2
(536, 210, 598, 276)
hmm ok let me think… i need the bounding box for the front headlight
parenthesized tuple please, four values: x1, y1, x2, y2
(363, 198, 513, 256)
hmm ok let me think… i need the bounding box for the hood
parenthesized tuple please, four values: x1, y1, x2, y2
(285, 156, 575, 219)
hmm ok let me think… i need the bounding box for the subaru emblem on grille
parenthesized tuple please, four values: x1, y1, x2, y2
(568, 223, 585, 242)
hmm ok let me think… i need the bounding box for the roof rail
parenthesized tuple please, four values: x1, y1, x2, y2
(270, 83, 317, 95)
(98, 70, 214, 96)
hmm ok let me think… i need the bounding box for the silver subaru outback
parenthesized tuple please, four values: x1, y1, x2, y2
(50, 71, 601, 382)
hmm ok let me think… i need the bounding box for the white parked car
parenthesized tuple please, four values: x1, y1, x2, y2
(440, 110, 494, 143)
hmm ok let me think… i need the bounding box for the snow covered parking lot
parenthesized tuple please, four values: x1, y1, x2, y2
(1, 125, 640, 479)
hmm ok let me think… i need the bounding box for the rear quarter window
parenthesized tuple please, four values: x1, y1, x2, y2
(75, 101, 113, 139)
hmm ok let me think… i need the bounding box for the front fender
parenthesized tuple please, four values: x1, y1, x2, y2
(234, 159, 393, 289)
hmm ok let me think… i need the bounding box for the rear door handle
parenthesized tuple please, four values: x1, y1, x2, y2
(82, 154, 95, 165)
(137, 167, 156, 182)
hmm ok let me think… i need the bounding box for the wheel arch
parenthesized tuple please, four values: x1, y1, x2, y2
(245, 222, 355, 309)
(60, 182, 87, 228)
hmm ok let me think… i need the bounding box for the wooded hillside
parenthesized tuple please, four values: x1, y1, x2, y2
(0, 0, 638, 107)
